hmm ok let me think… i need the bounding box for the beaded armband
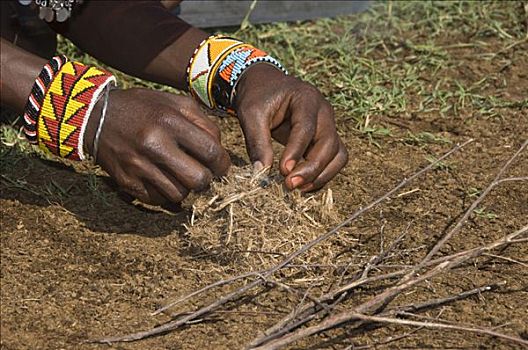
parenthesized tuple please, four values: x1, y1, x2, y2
(23, 57, 116, 161)
(187, 35, 287, 115)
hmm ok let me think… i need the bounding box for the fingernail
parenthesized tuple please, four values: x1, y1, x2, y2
(285, 160, 296, 173)
(290, 176, 304, 189)
(253, 161, 264, 172)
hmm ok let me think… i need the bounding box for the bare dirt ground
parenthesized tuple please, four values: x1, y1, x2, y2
(1, 2, 527, 349)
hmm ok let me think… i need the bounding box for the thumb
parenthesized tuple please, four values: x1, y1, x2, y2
(238, 109, 274, 171)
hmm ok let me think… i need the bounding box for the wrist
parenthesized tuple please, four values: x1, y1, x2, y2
(0, 39, 47, 113)
(144, 28, 209, 90)
(233, 63, 287, 108)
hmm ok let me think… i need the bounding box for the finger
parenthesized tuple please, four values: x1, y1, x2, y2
(96, 150, 156, 204)
(139, 165, 190, 203)
(113, 157, 189, 205)
(238, 107, 274, 170)
(143, 183, 174, 205)
(298, 140, 348, 192)
(284, 105, 339, 189)
(284, 132, 339, 190)
(113, 169, 165, 205)
(143, 135, 214, 192)
(160, 116, 230, 177)
(270, 118, 291, 146)
(279, 96, 319, 176)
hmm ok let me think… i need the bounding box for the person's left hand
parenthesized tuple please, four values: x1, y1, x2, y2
(234, 64, 348, 192)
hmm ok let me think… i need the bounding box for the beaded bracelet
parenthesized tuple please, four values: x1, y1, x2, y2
(187, 35, 287, 115)
(24, 58, 116, 161)
(23, 55, 69, 144)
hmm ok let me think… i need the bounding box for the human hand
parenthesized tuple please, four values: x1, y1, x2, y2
(85, 88, 230, 205)
(234, 64, 348, 192)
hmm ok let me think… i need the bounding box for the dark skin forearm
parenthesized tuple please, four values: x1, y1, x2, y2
(0, 38, 46, 113)
(143, 27, 208, 90)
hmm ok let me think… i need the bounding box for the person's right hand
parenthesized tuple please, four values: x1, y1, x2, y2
(85, 88, 231, 206)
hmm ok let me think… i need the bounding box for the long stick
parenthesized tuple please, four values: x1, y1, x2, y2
(421, 139, 526, 264)
(151, 271, 261, 316)
(349, 313, 528, 346)
(392, 283, 502, 314)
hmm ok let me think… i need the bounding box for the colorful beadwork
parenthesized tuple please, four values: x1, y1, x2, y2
(23, 55, 69, 144)
(187, 35, 287, 114)
(214, 45, 287, 112)
(36, 61, 116, 161)
(187, 35, 244, 109)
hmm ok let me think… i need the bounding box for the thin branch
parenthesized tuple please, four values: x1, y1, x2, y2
(256, 276, 330, 315)
(90, 278, 266, 343)
(349, 314, 528, 346)
(169, 310, 286, 318)
(251, 216, 525, 348)
(395, 311, 491, 328)
(422, 139, 526, 264)
(151, 271, 262, 316)
(250, 227, 410, 347)
(481, 253, 528, 268)
(249, 236, 514, 347)
(391, 282, 504, 314)
(344, 326, 424, 350)
(361, 226, 409, 280)
(496, 176, 528, 185)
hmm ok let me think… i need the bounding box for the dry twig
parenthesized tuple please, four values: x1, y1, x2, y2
(344, 313, 528, 346)
(391, 282, 504, 314)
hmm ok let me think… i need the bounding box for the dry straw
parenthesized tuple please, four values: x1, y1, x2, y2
(182, 165, 343, 273)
